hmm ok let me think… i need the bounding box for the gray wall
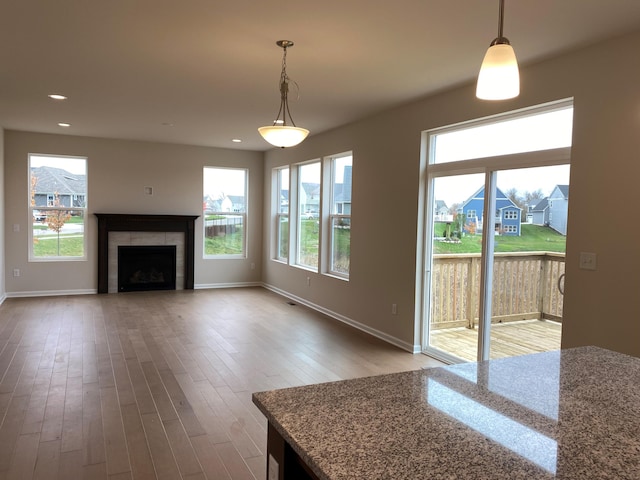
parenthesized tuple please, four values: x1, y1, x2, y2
(4, 132, 263, 294)
(262, 29, 640, 357)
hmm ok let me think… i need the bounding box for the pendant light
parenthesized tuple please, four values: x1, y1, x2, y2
(258, 40, 310, 148)
(476, 0, 520, 100)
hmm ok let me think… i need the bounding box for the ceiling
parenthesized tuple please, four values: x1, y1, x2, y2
(1, 1, 640, 152)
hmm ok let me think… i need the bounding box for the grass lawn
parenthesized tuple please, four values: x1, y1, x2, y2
(33, 235, 84, 257)
(434, 223, 566, 254)
(204, 227, 244, 255)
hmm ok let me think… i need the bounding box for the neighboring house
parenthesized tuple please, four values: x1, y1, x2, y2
(459, 186, 522, 236)
(227, 195, 246, 213)
(31, 166, 86, 208)
(204, 195, 233, 212)
(333, 165, 352, 215)
(434, 200, 451, 221)
(548, 185, 570, 235)
(280, 190, 289, 214)
(528, 185, 570, 235)
(300, 182, 321, 214)
(530, 197, 550, 226)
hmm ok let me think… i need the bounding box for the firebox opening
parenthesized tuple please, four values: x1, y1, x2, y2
(118, 245, 177, 292)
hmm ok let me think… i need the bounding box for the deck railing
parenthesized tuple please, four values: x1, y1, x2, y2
(431, 252, 565, 330)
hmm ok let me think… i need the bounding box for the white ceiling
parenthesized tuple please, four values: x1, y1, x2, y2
(1, 1, 640, 151)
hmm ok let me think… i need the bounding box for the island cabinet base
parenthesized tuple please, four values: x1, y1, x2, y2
(267, 423, 320, 480)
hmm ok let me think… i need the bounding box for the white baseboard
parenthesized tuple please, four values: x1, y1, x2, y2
(262, 283, 419, 354)
(0, 293, 6, 306)
(6, 289, 97, 298)
(194, 281, 262, 290)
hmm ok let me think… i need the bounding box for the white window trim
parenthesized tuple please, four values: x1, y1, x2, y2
(203, 167, 248, 259)
(28, 153, 88, 262)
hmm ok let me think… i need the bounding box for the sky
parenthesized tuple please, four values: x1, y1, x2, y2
(30, 154, 86, 174)
(431, 106, 573, 206)
(433, 164, 571, 207)
(203, 167, 246, 197)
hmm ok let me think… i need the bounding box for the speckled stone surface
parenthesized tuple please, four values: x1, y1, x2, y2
(252, 346, 640, 479)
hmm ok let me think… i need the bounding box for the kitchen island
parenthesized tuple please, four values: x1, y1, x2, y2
(252, 346, 640, 479)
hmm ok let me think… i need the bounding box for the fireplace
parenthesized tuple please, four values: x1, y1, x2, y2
(95, 214, 199, 294)
(118, 245, 177, 292)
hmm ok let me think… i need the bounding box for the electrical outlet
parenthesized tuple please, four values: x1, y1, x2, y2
(251, 262, 255, 270)
(306, 277, 311, 286)
(13, 269, 20, 277)
(392, 303, 397, 315)
(579, 252, 597, 271)
(13, 224, 19, 232)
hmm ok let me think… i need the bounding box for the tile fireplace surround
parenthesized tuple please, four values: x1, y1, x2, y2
(95, 214, 198, 294)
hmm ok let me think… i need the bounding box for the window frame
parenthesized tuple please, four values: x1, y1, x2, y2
(29, 153, 88, 262)
(274, 166, 290, 263)
(326, 152, 352, 279)
(202, 166, 248, 259)
(295, 160, 322, 271)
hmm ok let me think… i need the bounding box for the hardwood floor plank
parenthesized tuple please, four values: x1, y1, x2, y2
(0, 288, 450, 479)
(190, 434, 232, 480)
(6, 432, 40, 480)
(82, 382, 106, 466)
(119, 404, 156, 480)
(60, 376, 83, 453)
(139, 412, 181, 480)
(57, 450, 82, 480)
(33, 439, 60, 480)
(0, 394, 30, 471)
(99, 386, 131, 476)
(161, 418, 202, 477)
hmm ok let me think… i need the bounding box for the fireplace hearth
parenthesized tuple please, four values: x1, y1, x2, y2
(95, 214, 199, 294)
(118, 245, 176, 292)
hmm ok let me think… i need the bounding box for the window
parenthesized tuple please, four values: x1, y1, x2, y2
(273, 151, 353, 278)
(467, 209, 477, 218)
(203, 167, 247, 257)
(328, 153, 352, 277)
(297, 162, 321, 269)
(432, 106, 573, 164)
(275, 167, 289, 261)
(504, 211, 518, 220)
(29, 154, 87, 261)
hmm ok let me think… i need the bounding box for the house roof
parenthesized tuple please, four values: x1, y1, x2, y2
(31, 166, 86, 196)
(460, 186, 518, 211)
(552, 185, 570, 199)
(530, 198, 549, 212)
(2, 2, 640, 151)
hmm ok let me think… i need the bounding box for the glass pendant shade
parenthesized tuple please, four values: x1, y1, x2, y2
(258, 125, 310, 148)
(476, 43, 520, 100)
(258, 40, 309, 148)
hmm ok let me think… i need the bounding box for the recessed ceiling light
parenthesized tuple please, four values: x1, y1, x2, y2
(48, 94, 67, 100)
(161, 122, 174, 127)
(57, 122, 71, 127)
(232, 139, 242, 143)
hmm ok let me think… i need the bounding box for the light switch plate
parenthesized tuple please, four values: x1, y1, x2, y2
(579, 252, 597, 270)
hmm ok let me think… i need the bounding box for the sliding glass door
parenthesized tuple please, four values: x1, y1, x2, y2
(422, 101, 573, 362)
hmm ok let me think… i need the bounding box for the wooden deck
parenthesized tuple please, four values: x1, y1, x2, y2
(429, 319, 562, 362)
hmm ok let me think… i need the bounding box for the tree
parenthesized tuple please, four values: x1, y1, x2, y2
(523, 189, 545, 206)
(46, 192, 71, 256)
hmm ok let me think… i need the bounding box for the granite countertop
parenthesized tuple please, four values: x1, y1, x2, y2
(252, 346, 640, 479)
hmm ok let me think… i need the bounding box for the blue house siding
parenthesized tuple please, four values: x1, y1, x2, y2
(460, 186, 522, 236)
(548, 185, 569, 235)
